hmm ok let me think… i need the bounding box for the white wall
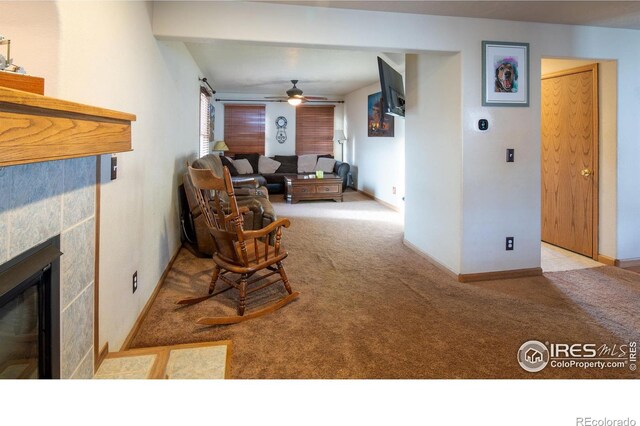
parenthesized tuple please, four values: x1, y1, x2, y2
(344, 82, 405, 209)
(212, 94, 344, 157)
(152, 1, 640, 271)
(541, 58, 618, 259)
(52, 2, 202, 350)
(1, 1, 223, 355)
(404, 53, 462, 272)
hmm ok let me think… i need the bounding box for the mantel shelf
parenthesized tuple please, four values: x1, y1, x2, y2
(0, 86, 136, 167)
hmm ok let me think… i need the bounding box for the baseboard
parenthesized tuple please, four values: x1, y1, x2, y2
(458, 267, 543, 283)
(597, 254, 616, 266)
(615, 257, 640, 268)
(120, 245, 182, 351)
(357, 189, 401, 212)
(403, 238, 543, 282)
(95, 342, 109, 373)
(402, 238, 459, 280)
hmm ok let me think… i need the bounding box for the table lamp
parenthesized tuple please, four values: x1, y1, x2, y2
(212, 140, 229, 156)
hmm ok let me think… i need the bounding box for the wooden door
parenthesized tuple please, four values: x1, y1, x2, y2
(541, 64, 598, 258)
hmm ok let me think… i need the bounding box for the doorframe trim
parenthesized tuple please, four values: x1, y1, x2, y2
(542, 63, 599, 260)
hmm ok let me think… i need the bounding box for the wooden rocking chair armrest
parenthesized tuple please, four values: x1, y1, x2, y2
(241, 218, 291, 239)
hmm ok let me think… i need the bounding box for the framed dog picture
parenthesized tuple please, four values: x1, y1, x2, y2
(482, 41, 529, 107)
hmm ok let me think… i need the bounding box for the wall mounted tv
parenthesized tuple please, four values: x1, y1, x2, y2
(377, 56, 405, 117)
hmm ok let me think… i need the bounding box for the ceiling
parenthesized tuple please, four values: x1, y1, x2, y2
(188, 1, 640, 98)
(186, 41, 402, 98)
(265, 1, 640, 30)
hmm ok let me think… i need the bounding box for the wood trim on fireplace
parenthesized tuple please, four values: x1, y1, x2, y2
(93, 156, 102, 372)
(0, 86, 136, 167)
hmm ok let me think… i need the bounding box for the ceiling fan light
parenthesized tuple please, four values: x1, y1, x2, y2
(288, 97, 302, 106)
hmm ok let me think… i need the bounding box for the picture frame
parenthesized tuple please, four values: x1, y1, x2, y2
(367, 92, 395, 137)
(208, 103, 215, 141)
(482, 41, 529, 107)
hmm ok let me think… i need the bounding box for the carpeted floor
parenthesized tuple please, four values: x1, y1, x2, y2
(129, 191, 640, 378)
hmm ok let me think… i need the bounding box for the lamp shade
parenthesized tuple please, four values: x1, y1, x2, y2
(213, 140, 229, 151)
(334, 130, 347, 142)
(287, 97, 302, 106)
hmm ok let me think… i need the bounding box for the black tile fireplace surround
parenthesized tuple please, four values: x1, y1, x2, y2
(0, 236, 62, 379)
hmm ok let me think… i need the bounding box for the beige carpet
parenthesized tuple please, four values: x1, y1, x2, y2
(129, 191, 640, 378)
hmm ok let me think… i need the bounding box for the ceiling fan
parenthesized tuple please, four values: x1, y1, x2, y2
(265, 80, 327, 105)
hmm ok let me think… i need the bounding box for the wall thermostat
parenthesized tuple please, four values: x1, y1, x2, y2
(478, 119, 489, 131)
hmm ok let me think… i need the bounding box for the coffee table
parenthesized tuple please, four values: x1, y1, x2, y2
(284, 174, 343, 203)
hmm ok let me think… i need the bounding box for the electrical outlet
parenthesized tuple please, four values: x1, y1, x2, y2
(506, 237, 514, 251)
(392, 186, 396, 195)
(132, 271, 138, 293)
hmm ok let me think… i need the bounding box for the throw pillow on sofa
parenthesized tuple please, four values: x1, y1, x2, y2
(315, 157, 336, 173)
(234, 153, 260, 173)
(221, 156, 239, 176)
(297, 154, 318, 173)
(258, 155, 281, 174)
(232, 158, 254, 175)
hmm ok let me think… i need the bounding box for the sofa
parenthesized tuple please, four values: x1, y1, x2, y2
(181, 154, 277, 257)
(222, 153, 351, 194)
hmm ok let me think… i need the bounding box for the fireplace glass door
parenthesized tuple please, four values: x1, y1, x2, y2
(0, 276, 40, 379)
(0, 236, 61, 379)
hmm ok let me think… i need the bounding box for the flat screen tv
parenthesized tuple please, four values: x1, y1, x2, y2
(377, 56, 405, 117)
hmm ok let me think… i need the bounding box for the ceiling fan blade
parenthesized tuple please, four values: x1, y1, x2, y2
(264, 96, 288, 99)
(303, 96, 328, 100)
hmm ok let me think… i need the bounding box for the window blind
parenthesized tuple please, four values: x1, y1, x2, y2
(199, 87, 211, 157)
(295, 105, 335, 155)
(223, 104, 266, 155)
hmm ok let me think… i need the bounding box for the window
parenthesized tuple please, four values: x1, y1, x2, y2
(223, 104, 266, 155)
(295, 105, 335, 155)
(199, 87, 212, 157)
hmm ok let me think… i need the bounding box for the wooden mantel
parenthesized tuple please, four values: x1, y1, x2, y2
(0, 86, 136, 167)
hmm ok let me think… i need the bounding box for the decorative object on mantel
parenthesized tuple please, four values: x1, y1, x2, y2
(0, 35, 26, 74)
(275, 116, 287, 144)
(0, 86, 136, 167)
(0, 72, 44, 95)
(0, 35, 44, 95)
(212, 140, 229, 156)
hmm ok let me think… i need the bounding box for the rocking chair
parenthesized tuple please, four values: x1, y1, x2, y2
(177, 165, 299, 325)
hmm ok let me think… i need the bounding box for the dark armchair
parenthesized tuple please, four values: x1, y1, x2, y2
(181, 155, 277, 257)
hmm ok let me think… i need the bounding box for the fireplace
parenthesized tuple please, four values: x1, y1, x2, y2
(0, 236, 61, 379)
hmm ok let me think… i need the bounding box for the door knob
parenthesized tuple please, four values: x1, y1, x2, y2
(581, 168, 592, 177)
